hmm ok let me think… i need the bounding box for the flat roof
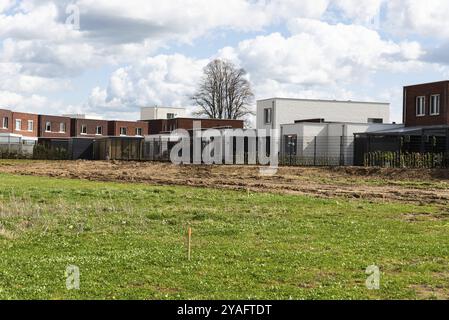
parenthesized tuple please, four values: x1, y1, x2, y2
(360, 125, 449, 136)
(257, 97, 389, 105)
(404, 80, 449, 88)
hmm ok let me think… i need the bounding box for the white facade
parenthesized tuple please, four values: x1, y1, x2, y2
(257, 98, 391, 131)
(140, 107, 186, 120)
(281, 122, 403, 165)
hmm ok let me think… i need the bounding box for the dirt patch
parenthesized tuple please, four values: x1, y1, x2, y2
(402, 212, 449, 223)
(1, 160, 449, 204)
(411, 284, 449, 300)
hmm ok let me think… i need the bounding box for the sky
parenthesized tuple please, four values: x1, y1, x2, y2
(1, 0, 449, 125)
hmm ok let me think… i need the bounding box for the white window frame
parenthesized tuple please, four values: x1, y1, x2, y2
(27, 120, 34, 132)
(45, 121, 52, 132)
(2, 117, 8, 129)
(15, 119, 22, 131)
(120, 127, 127, 136)
(96, 126, 103, 135)
(81, 124, 87, 135)
(167, 113, 175, 119)
(135, 128, 142, 136)
(416, 96, 426, 117)
(264, 108, 272, 124)
(59, 122, 66, 133)
(430, 94, 440, 116)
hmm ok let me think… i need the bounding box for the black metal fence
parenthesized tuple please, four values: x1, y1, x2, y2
(355, 130, 449, 168)
(280, 136, 356, 166)
(364, 151, 449, 168)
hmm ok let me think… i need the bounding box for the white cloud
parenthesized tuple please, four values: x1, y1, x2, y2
(86, 54, 208, 118)
(385, 0, 449, 39)
(332, 0, 383, 22)
(89, 19, 426, 122)
(230, 19, 423, 87)
(0, 0, 15, 13)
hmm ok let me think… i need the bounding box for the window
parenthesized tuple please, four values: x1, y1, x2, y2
(45, 122, 52, 132)
(430, 94, 440, 115)
(416, 96, 426, 116)
(15, 119, 22, 131)
(96, 126, 102, 135)
(60, 122, 66, 133)
(27, 120, 34, 132)
(81, 124, 87, 134)
(368, 118, 383, 124)
(2, 117, 8, 129)
(264, 108, 272, 124)
(120, 127, 127, 136)
(167, 113, 175, 119)
(135, 128, 142, 136)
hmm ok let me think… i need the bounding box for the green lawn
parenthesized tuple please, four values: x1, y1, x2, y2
(0, 173, 448, 300)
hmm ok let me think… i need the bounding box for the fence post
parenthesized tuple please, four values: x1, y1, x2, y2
(313, 137, 317, 166)
(339, 136, 344, 166)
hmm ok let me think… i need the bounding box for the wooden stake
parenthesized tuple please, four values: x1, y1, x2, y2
(187, 226, 192, 261)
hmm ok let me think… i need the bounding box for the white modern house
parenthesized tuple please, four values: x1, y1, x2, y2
(140, 106, 186, 120)
(257, 98, 391, 131)
(281, 121, 403, 166)
(256, 97, 401, 165)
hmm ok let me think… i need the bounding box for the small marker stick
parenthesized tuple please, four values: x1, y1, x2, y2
(187, 226, 192, 261)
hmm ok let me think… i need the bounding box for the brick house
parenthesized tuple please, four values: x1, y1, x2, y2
(11, 111, 39, 139)
(107, 120, 149, 137)
(38, 115, 71, 138)
(70, 118, 109, 137)
(354, 81, 449, 166)
(0, 109, 12, 134)
(403, 80, 449, 127)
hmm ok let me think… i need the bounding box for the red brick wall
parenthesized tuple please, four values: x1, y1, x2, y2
(71, 118, 109, 137)
(12, 112, 39, 137)
(404, 81, 449, 127)
(38, 115, 71, 138)
(108, 121, 149, 136)
(0, 109, 12, 134)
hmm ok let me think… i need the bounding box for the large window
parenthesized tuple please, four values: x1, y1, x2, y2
(15, 119, 22, 131)
(60, 122, 66, 133)
(2, 117, 8, 129)
(96, 126, 102, 135)
(120, 127, 127, 136)
(81, 124, 87, 134)
(430, 94, 440, 115)
(27, 120, 34, 132)
(46, 122, 52, 132)
(416, 96, 426, 116)
(135, 127, 142, 136)
(167, 113, 175, 119)
(264, 108, 272, 124)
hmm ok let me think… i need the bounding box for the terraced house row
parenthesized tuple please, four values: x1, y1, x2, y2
(0, 110, 150, 141)
(0, 106, 244, 160)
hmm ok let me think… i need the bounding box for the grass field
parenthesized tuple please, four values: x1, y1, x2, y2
(0, 173, 448, 300)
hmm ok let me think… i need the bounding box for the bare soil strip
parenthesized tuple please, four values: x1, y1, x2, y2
(1, 160, 449, 204)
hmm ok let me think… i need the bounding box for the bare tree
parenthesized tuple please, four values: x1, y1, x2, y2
(192, 59, 254, 120)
